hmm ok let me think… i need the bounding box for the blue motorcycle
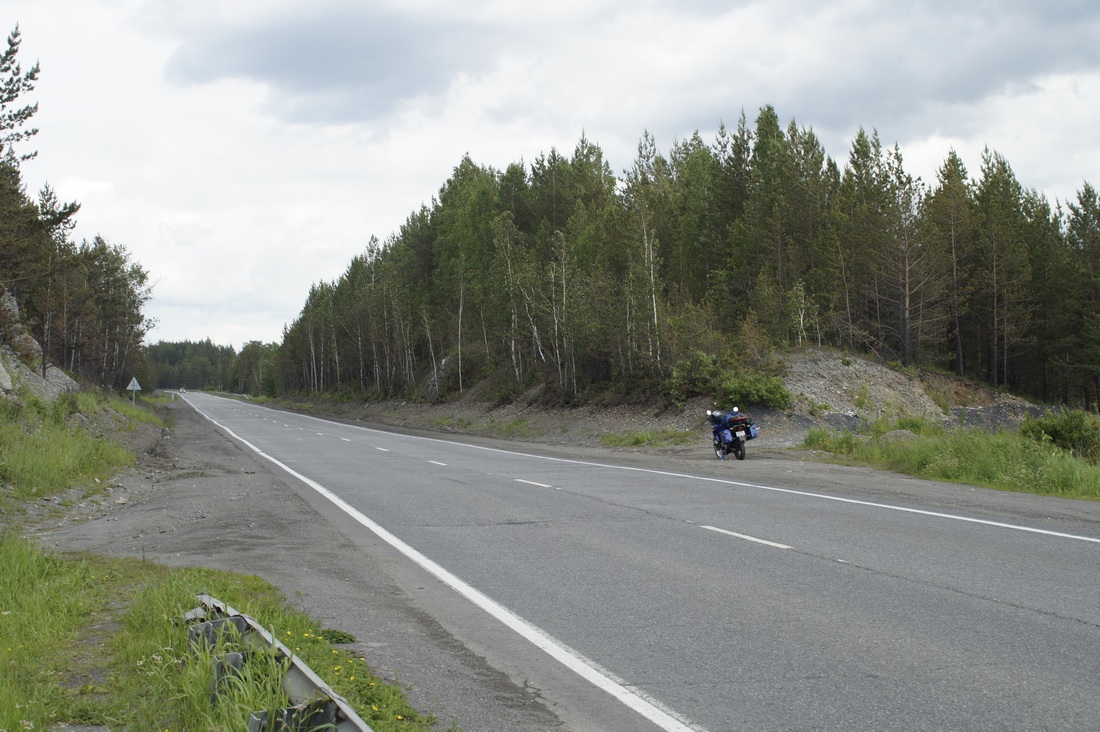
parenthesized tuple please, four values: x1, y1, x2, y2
(707, 407, 758, 460)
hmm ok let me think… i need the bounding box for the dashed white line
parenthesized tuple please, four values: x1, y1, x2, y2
(516, 479, 553, 489)
(428, 460, 447, 466)
(701, 525, 792, 550)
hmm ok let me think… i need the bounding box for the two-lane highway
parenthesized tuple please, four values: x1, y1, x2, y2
(184, 392, 1100, 731)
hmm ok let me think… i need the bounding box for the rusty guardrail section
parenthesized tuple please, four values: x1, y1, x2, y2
(181, 594, 373, 732)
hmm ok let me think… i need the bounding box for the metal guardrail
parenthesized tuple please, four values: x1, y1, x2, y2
(182, 594, 373, 732)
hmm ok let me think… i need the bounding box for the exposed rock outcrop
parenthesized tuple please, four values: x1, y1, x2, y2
(0, 289, 78, 401)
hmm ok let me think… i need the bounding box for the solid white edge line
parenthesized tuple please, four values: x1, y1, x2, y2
(186, 399, 701, 732)
(701, 525, 792, 550)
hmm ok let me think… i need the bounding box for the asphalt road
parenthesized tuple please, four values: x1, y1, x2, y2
(163, 392, 1100, 732)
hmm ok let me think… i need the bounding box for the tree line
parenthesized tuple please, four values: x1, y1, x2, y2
(7, 20, 1098, 409)
(273, 108, 1100, 409)
(144, 338, 278, 396)
(0, 26, 153, 390)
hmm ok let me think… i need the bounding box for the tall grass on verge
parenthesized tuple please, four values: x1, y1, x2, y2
(0, 530, 114, 732)
(1, 387, 437, 730)
(0, 536, 437, 731)
(0, 390, 160, 502)
(803, 420, 1100, 500)
(115, 567, 437, 731)
(0, 421, 133, 500)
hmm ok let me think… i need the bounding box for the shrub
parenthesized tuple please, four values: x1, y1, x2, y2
(662, 351, 721, 405)
(720, 372, 792, 409)
(1020, 410, 1100, 463)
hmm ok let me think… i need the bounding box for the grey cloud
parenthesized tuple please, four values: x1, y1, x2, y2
(161, 1, 1100, 156)
(164, 7, 500, 123)
(640, 1, 1100, 171)
(739, 3, 1098, 146)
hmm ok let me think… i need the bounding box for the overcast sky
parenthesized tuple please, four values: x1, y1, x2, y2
(7, 1, 1100, 349)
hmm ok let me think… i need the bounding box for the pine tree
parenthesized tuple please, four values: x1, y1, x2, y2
(0, 25, 39, 162)
(1065, 182, 1100, 406)
(925, 150, 975, 375)
(972, 148, 1031, 387)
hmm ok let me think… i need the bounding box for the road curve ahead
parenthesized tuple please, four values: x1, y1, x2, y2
(184, 392, 1100, 732)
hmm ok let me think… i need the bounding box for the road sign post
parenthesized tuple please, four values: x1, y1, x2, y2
(126, 377, 141, 405)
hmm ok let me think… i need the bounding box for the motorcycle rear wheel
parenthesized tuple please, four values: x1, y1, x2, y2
(733, 441, 746, 460)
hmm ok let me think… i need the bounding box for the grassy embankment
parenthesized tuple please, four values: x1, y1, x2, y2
(0, 388, 439, 731)
(803, 411, 1100, 500)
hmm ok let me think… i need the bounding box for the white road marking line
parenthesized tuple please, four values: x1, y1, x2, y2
(428, 460, 447, 466)
(701, 525, 792, 550)
(303, 416, 1100, 541)
(341, 438, 351, 442)
(375, 447, 389, 452)
(516, 479, 553, 488)
(190, 403, 701, 732)
(261, 401, 1100, 545)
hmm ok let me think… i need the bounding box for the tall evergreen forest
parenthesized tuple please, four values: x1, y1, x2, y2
(275, 108, 1100, 409)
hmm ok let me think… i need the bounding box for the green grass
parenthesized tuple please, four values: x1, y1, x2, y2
(0, 419, 133, 499)
(0, 533, 437, 731)
(431, 415, 474, 431)
(0, 390, 171, 506)
(601, 428, 697, 448)
(0, 386, 444, 730)
(487, 417, 541, 439)
(803, 421, 1100, 500)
